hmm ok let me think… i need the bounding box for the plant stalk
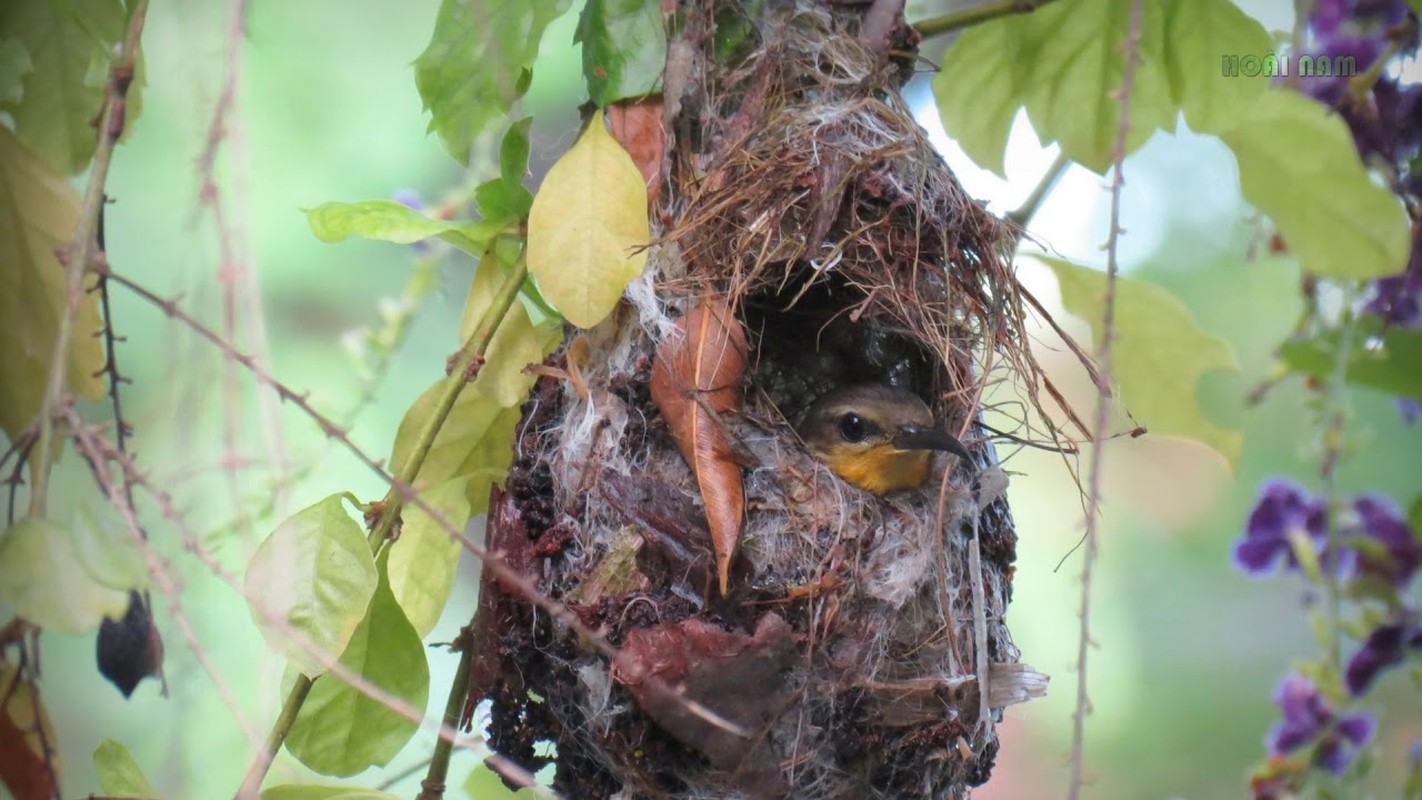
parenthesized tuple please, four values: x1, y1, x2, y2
(913, 0, 1059, 39)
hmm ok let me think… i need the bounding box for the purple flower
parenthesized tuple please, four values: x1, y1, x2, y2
(1345, 623, 1408, 694)
(1350, 494, 1422, 585)
(1398, 397, 1422, 425)
(1363, 243, 1422, 326)
(1234, 479, 1331, 576)
(1268, 672, 1375, 775)
(392, 188, 425, 211)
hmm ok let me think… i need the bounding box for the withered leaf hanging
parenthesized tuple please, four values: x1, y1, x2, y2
(648, 299, 748, 596)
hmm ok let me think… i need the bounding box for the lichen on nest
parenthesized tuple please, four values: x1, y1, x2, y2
(474, 2, 1052, 798)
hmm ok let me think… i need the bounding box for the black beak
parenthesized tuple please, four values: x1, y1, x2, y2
(892, 425, 975, 465)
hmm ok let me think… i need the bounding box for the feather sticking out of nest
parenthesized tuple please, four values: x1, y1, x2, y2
(474, 2, 1057, 798)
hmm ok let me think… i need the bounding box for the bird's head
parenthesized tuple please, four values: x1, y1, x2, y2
(796, 384, 970, 495)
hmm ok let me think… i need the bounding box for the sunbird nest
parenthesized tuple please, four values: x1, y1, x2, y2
(475, 2, 1052, 798)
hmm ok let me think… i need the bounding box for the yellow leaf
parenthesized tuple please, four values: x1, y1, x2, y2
(386, 476, 468, 639)
(1038, 256, 1243, 468)
(458, 262, 563, 408)
(527, 109, 649, 328)
(0, 127, 104, 442)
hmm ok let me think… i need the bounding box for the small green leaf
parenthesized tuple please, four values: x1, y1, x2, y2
(1278, 320, 1422, 400)
(475, 179, 534, 227)
(0, 38, 32, 104)
(94, 739, 160, 799)
(389, 379, 522, 508)
(261, 786, 401, 800)
(1215, 90, 1410, 280)
(527, 109, 650, 328)
(0, 517, 130, 634)
(0, 0, 137, 174)
(285, 558, 429, 778)
(304, 200, 496, 256)
(576, 0, 667, 106)
(243, 494, 378, 677)
(459, 261, 564, 408)
(386, 477, 468, 639)
(1161, 0, 1273, 133)
(1018, 0, 1175, 175)
(500, 117, 534, 189)
(1038, 256, 1244, 466)
(931, 15, 1039, 177)
(0, 126, 106, 443)
(464, 764, 548, 798)
(414, 0, 572, 164)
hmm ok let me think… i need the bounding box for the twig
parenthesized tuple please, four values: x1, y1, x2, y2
(1005, 150, 1070, 233)
(913, 0, 1060, 39)
(377, 756, 434, 791)
(1067, 2, 1142, 797)
(234, 675, 313, 799)
(416, 628, 475, 800)
(28, 0, 148, 517)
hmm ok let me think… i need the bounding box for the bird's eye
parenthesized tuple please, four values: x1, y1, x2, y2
(838, 413, 868, 443)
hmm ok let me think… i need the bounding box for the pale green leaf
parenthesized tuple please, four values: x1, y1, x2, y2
(304, 200, 495, 256)
(501, 117, 534, 189)
(285, 559, 429, 778)
(1279, 319, 1422, 400)
(261, 786, 401, 800)
(386, 477, 468, 639)
(1018, 0, 1176, 175)
(527, 109, 649, 328)
(0, 0, 134, 174)
(464, 764, 546, 798)
(0, 126, 105, 443)
(388, 378, 524, 512)
(0, 517, 129, 634)
(94, 739, 160, 799)
(576, 0, 667, 106)
(1037, 256, 1243, 466)
(1161, 0, 1273, 133)
(1215, 89, 1410, 279)
(931, 15, 1042, 176)
(0, 38, 32, 104)
(414, 0, 572, 164)
(243, 494, 378, 677)
(71, 508, 147, 593)
(459, 261, 564, 408)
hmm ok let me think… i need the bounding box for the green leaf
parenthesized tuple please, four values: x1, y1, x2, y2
(285, 558, 429, 778)
(1017, 0, 1176, 175)
(1215, 90, 1410, 280)
(304, 200, 497, 256)
(475, 179, 534, 228)
(931, 15, 1041, 177)
(71, 508, 148, 593)
(261, 786, 401, 800)
(0, 38, 32, 104)
(0, 0, 135, 174)
(389, 381, 523, 513)
(0, 517, 130, 634)
(527, 109, 650, 327)
(576, 0, 667, 106)
(1408, 494, 1422, 541)
(459, 261, 564, 408)
(464, 764, 546, 798)
(0, 126, 105, 443)
(1037, 255, 1244, 466)
(94, 739, 160, 799)
(386, 477, 468, 639)
(1278, 319, 1422, 400)
(414, 0, 572, 164)
(243, 494, 378, 677)
(1160, 0, 1273, 133)
(500, 116, 534, 189)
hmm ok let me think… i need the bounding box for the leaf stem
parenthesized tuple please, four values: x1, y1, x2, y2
(1006, 150, 1070, 235)
(234, 674, 313, 799)
(367, 254, 529, 550)
(913, 0, 1059, 39)
(416, 629, 475, 800)
(28, 0, 149, 518)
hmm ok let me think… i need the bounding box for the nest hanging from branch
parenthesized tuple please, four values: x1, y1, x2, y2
(471, 2, 1052, 797)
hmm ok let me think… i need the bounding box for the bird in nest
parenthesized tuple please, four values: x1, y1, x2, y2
(796, 384, 977, 495)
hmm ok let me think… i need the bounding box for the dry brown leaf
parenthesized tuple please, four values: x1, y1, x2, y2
(607, 97, 666, 205)
(648, 300, 747, 595)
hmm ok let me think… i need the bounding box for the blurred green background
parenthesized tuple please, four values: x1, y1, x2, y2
(13, 0, 1422, 798)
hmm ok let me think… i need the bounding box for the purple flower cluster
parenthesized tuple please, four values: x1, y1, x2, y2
(1306, 0, 1411, 76)
(1268, 673, 1376, 775)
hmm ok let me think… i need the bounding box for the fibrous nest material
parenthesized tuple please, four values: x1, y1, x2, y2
(471, 2, 1050, 798)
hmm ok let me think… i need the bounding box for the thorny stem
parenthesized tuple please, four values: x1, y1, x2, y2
(234, 675, 313, 799)
(1068, 1, 1142, 798)
(913, 0, 1060, 38)
(29, 0, 149, 517)
(367, 254, 529, 551)
(417, 628, 475, 800)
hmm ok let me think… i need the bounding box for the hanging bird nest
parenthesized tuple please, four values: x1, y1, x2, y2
(471, 2, 1052, 797)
